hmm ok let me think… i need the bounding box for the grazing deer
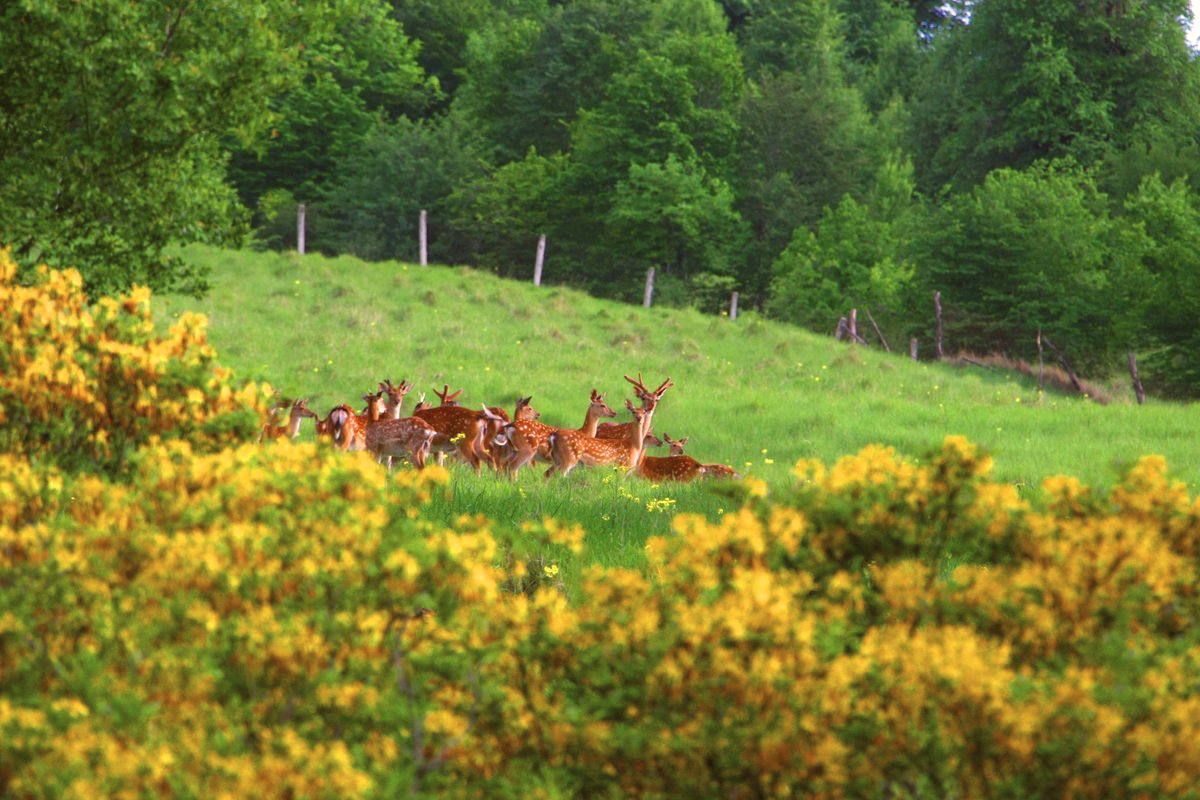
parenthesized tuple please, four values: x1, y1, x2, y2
(257, 398, 317, 442)
(637, 433, 705, 482)
(546, 399, 653, 479)
(502, 389, 616, 478)
(595, 375, 673, 442)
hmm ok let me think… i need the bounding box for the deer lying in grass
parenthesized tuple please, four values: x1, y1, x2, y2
(637, 433, 706, 482)
(258, 398, 317, 442)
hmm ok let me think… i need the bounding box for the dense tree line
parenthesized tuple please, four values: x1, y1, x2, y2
(4, 0, 1200, 395)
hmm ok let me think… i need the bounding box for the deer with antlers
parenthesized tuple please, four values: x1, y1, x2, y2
(594, 375, 673, 443)
(545, 398, 655, 478)
(379, 378, 416, 419)
(541, 376, 669, 478)
(257, 397, 317, 442)
(500, 389, 617, 479)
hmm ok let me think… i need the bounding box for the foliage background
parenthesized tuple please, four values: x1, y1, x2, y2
(5, 0, 1200, 394)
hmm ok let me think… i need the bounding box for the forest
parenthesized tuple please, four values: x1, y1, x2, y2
(3, 0, 1200, 395)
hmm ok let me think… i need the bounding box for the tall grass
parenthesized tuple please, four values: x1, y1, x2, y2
(158, 245, 1200, 589)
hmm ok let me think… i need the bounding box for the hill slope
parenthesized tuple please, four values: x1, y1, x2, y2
(160, 245, 1200, 493)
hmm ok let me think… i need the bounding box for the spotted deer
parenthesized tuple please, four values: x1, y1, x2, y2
(482, 396, 540, 471)
(257, 398, 317, 442)
(545, 399, 653, 479)
(414, 393, 507, 474)
(330, 390, 385, 452)
(595, 375, 673, 442)
(637, 433, 706, 482)
(501, 389, 616, 478)
(364, 406, 438, 471)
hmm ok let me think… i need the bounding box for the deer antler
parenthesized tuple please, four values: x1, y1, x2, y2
(623, 374, 673, 406)
(434, 385, 464, 405)
(623, 373, 650, 402)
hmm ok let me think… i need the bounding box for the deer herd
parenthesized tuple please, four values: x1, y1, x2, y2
(257, 374, 740, 483)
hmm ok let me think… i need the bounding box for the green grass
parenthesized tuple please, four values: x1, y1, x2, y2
(158, 245, 1200, 591)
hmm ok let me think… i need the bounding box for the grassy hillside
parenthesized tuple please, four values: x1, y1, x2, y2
(157, 245, 1200, 582)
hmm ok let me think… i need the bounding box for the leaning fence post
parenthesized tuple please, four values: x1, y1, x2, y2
(1128, 352, 1145, 405)
(419, 209, 428, 266)
(643, 267, 655, 308)
(297, 204, 306, 255)
(533, 234, 546, 286)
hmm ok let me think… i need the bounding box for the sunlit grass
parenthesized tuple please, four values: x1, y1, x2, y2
(161, 244, 1200, 591)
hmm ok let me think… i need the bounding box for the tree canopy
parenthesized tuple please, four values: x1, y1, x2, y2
(5, 0, 1200, 393)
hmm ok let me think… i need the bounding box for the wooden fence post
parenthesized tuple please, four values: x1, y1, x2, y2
(297, 204, 306, 255)
(866, 309, 890, 352)
(910, 338, 919, 361)
(1041, 335, 1084, 394)
(729, 291, 739, 321)
(533, 234, 546, 286)
(1036, 328, 1044, 389)
(1128, 352, 1146, 405)
(643, 267, 655, 308)
(933, 290, 944, 358)
(419, 209, 428, 266)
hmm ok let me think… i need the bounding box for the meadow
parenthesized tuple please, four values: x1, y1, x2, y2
(9, 246, 1200, 796)
(158, 245, 1200, 588)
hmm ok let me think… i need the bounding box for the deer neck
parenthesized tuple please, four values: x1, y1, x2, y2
(287, 413, 305, 438)
(581, 405, 605, 436)
(627, 411, 652, 466)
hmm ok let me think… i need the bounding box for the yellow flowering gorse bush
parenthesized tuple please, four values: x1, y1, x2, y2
(5, 254, 1200, 797)
(0, 248, 269, 475)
